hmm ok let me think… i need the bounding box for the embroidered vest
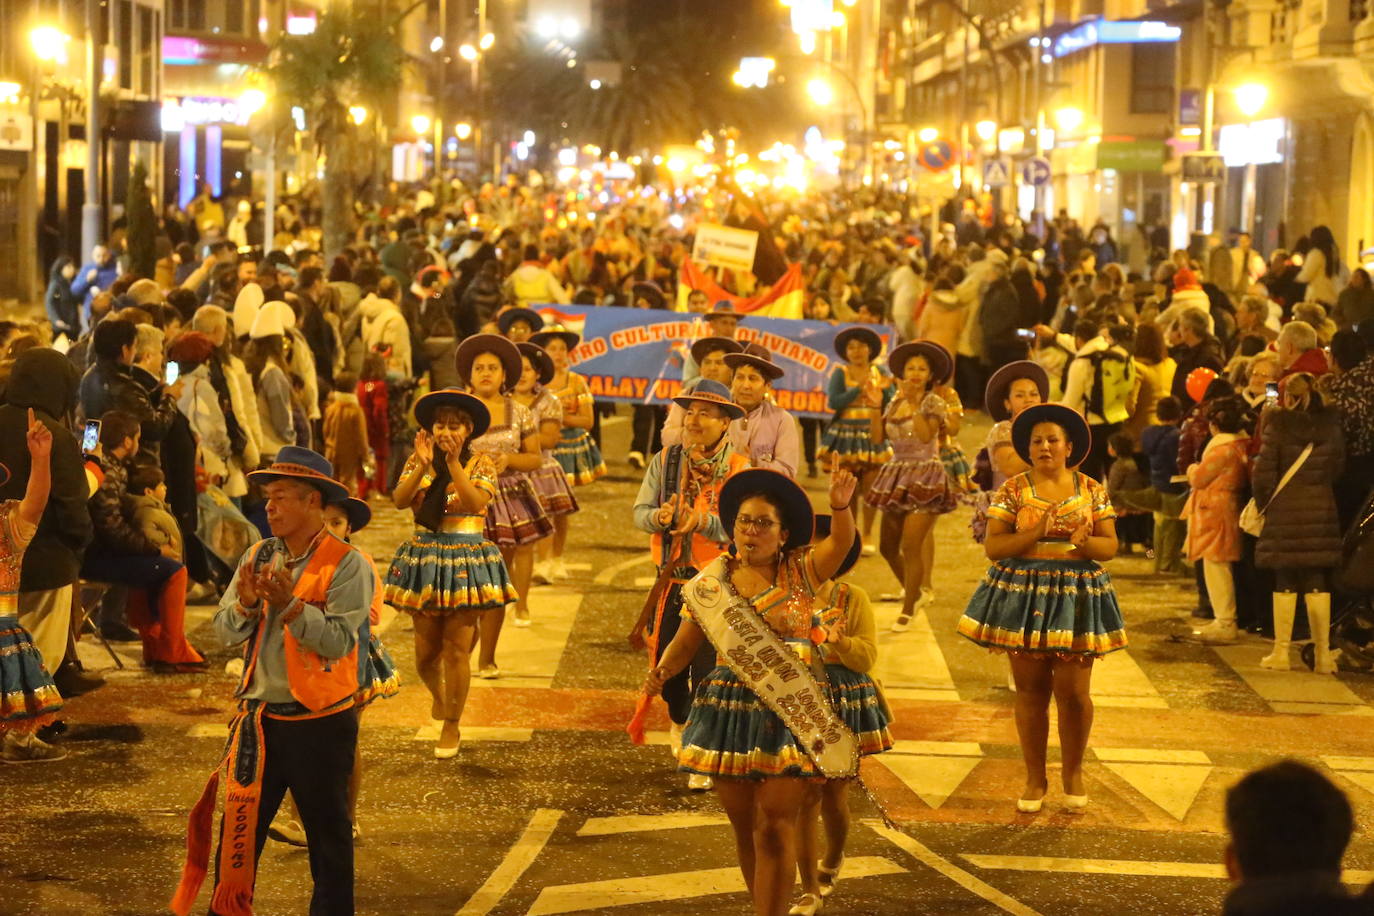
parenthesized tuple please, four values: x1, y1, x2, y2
(652, 444, 750, 570)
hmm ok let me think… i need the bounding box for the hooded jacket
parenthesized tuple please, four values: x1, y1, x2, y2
(44, 259, 81, 338)
(0, 348, 92, 590)
(1254, 405, 1345, 570)
(358, 293, 413, 377)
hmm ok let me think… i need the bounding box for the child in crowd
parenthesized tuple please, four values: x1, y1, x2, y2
(1106, 431, 1152, 556)
(126, 465, 182, 561)
(324, 370, 370, 496)
(1121, 396, 1189, 574)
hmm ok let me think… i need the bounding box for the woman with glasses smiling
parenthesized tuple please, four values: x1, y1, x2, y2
(645, 467, 859, 916)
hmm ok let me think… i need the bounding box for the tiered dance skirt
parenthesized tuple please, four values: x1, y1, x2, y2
(678, 665, 823, 779)
(865, 457, 956, 514)
(529, 458, 579, 517)
(553, 428, 606, 486)
(941, 441, 978, 495)
(486, 472, 555, 547)
(956, 557, 1128, 658)
(824, 664, 893, 757)
(356, 633, 401, 707)
(819, 417, 892, 469)
(384, 529, 518, 615)
(0, 613, 63, 733)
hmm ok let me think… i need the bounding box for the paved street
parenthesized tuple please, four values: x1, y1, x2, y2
(4, 409, 1374, 916)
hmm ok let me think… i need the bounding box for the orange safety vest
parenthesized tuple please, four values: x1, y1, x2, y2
(239, 533, 360, 715)
(651, 448, 751, 570)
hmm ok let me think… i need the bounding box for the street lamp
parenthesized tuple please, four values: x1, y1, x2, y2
(918, 126, 939, 143)
(806, 78, 834, 106)
(1233, 82, 1268, 118)
(429, 36, 444, 53)
(454, 121, 473, 140)
(239, 88, 268, 117)
(974, 119, 996, 142)
(479, 32, 495, 50)
(459, 43, 478, 61)
(1054, 106, 1084, 132)
(29, 26, 69, 64)
(412, 114, 431, 135)
(349, 105, 369, 126)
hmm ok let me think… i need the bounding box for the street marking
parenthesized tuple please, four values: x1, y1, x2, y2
(456, 808, 563, 916)
(471, 585, 580, 689)
(593, 553, 654, 586)
(875, 609, 960, 702)
(187, 723, 229, 739)
(524, 856, 905, 916)
(889, 740, 983, 757)
(878, 754, 982, 809)
(867, 820, 1041, 916)
(1091, 650, 1168, 709)
(1213, 645, 1371, 715)
(1100, 761, 1213, 820)
(1095, 747, 1210, 764)
(576, 813, 730, 836)
(1324, 756, 1374, 772)
(413, 725, 534, 742)
(961, 854, 1374, 885)
(633, 576, 656, 588)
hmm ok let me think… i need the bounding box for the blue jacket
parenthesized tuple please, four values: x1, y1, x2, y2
(1140, 423, 1185, 494)
(70, 258, 120, 309)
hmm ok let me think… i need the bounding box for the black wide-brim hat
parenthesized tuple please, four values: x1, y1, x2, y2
(812, 513, 861, 578)
(631, 281, 666, 310)
(724, 342, 785, 382)
(517, 341, 555, 386)
(888, 340, 952, 386)
(689, 336, 742, 365)
(985, 361, 1050, 422)
(529, 327, 580, 352)
(248, 446, 349, 504)
(329, 495, 372, 533)
(413, 387, 492, 437)
(455, 333, 523, 392)
(833, 325, 883, 362)
(1011, 403, 1092, 469)
(497, 307, 545, 336)
(720, 468, 815, 552)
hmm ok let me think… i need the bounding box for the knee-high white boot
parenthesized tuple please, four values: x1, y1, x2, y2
(1261, 592, 1297, 671)
(1306, 592, 1335, 674)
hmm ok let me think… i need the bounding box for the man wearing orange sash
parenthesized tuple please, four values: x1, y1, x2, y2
(173, 446, 373, 916)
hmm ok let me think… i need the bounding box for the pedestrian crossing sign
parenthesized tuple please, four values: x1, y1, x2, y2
(982, 158, 1011, 188)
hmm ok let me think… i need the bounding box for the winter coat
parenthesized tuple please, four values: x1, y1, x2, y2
(421, 336, 460, 390)
(915, 291, 965, 361)
(176, 364, 232, 481)
(977, 277, 1025, 356)
(127, 493, 182, 559)
(254, 363, 296, 461)
(90, 457, 158, 556)
(1296, 247, 1338, 305)
(44, 263, 81, 338)
(323, 393, 369, 487)
(70, 257, 119, 306)
(1170, 337, 1225, 409)
(1336, 285, 1374, 329)
(1222, 871, 1374, 916)
(78, 357, 178, 461)
(1253, 406, 1345, 570)
(1182, 432, 1248, 563)
(359, 294, 413, 377)
(0, 348, 92, 590)
(503, 262, 569, 305)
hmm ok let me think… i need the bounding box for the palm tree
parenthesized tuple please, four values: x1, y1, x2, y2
(263, 1, 408, 257)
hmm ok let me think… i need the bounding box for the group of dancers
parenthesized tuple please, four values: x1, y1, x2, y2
(0, 300, 1127, 916)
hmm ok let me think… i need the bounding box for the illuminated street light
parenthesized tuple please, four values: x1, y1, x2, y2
(349, 105, 369, 126)
(479, 32, 495, 50)
(1054, 106, 1084, 132)
(536, 16, 558, 38)
(523, 130, 536, 146)
(30, 26, 69, 63)
(429, 36, 444, 52)
(455, 121, 473, 140)
(1233, 82, 1268, 118)
(459, 43, 478, 61)
(589, 79, 602, 90)
(666, 157, 687, 173)
(799, 31, 816, 54)
(918, 126, 939, 143)
(561, 18, 581, 39)
(239, 88, 268, 116)
(411, 114, 431, 135)
(974, 120, 996, 141)
(830, 10, 846, 27)
(0, 82, 20, 103)
(566, 59, 577, 69)
(806, 78, 834, 106)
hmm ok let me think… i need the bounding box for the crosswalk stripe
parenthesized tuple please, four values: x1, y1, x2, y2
(867, 820, 1041, 916)
(877, 754, 982, 809)
(959, 854, 1374, 885)
(413, 725, 534, 742)
(874, 608, 960, 701)
(470, 585, 581, 689)
(576, 814, 730, 836)
(523, 856, 905, 916)
(593, 553, 653, 585)
(457, 808, 563, 916)
(1091, 650, 1168, 709)
(1212, 645, 1371, 714)
(1100, 762, 1213, 820)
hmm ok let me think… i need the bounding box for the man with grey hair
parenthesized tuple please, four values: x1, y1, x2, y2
(1277, 319, 1330, 378)
(1235, 294, 1279, 352)
(1171, 306, 1225, 409)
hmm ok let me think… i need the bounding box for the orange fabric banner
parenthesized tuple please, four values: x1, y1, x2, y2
(675, 259, 805, 320)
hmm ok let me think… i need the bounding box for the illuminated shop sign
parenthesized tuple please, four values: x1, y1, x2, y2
(1052, 19, 1181, 58)
(161, 97, 252, 132)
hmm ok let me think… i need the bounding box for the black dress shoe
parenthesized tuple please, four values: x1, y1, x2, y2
(53, 666, 105, 697)
(98, 623, 141, 643)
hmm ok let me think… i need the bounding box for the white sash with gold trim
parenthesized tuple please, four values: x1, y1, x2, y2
(684, 555, 859, 779)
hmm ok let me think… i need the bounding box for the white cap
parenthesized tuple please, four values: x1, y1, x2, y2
(232, 283, 264, 337)
(249, 304, 286, 340)
(260, 300, 296, 331)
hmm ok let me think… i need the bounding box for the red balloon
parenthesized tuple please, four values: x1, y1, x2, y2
(1186, 367, 1219, 404)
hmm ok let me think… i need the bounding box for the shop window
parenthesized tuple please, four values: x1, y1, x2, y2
(1130, 43, 1173, 114)
(118, 0, 133, 90)
(137, 6, 156, 95)
(224, 0, 245, 35)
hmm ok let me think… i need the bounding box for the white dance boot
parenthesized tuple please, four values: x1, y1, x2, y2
(1306, 592, 1336, 674)
(1260, 592, 1296, 670)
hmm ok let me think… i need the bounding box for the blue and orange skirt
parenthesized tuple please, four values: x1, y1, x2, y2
(384, 527, 518, 615)
(0, 612, 63, 733)
(553, 428, 607, 486)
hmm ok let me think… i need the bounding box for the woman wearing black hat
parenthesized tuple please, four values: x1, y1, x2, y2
(646, 468, 860, 916)
(456, 335, 553, 658)
(530, 327, 606, 490)
(867, 341, 959, 632)
(513, 342, 580, 585)
(820, 325, 894, 549)
(956, 403, 1125, 813)
(387, 389, 517, 758)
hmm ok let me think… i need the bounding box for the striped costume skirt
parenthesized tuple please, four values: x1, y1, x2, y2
(956, 557, 1128, 658)
(529, 458, 578, 517)
(355, 633, 401, 707)
(865, 458, 956, 515)
(825, 664, 892, 757)
(486, 471, 555, 547)
(384, 529, 517, 615)
(553, 428, 606, 486)
(0, 612, 63, 733)
(679, 665, 824, 780)
(819, 417, 892, 470)
(941, 441, 978, 495)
